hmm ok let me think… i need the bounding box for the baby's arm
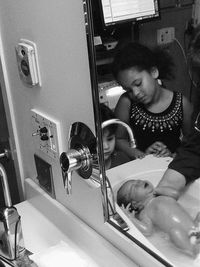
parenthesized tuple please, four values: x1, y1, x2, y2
(121, 204, 153, 236)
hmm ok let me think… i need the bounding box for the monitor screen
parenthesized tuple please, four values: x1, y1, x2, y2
(99, 0, 160, 27)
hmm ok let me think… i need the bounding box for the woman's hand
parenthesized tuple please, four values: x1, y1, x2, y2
(132, 148, 146, 159)
(145, 141, 172, 157)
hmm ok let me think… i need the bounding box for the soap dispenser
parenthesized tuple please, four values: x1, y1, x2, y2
(0, 163, 25, 261)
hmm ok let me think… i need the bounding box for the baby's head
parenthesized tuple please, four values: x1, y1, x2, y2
(117, 179, 154, 212)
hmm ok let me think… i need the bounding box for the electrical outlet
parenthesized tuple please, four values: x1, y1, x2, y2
(157, 27, 175, 45)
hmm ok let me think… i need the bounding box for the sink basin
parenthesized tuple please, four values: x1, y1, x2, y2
(0, 249, 36, 267)
(107, 155, 172, 189)
(113, 168, 166, 195)
(106, 155, 200, 267)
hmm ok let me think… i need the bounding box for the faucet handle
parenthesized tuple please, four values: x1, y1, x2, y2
(60, 149, 85, 194)
(60, 152, 74, 194)
(65, 172, 72, 195)
(59, 146, 93, 194)
(60, 122, 96, 194)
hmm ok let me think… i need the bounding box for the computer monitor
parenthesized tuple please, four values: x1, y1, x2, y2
(98, 0, 160, 27)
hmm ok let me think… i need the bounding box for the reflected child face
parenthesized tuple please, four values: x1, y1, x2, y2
(102, 128, 116, 161)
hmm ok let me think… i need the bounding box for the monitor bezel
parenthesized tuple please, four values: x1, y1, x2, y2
(97, 0, 160, 29)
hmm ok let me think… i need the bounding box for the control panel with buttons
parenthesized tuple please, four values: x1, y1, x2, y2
(31, 109, 63, 160)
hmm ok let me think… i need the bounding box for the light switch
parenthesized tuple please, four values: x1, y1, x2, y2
(16, 39, 41, 87)
(31, 109, 63, 160)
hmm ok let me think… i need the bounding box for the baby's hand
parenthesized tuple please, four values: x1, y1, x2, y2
(121, 203, 135, 218)
(145, 142, 172, 157)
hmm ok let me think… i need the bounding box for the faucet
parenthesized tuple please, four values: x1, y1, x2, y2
(101, 119, 136, 148)
(101, 119, 135, 230)
(0, 163, 25, 262)
(0, 164, 12, 207)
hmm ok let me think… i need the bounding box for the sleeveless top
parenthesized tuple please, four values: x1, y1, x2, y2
(129, 91, 183, 153)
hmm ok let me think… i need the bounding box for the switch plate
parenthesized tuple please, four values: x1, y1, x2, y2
(15, 39, 41, 87)
(157, 27, 175, 45)
(31, 109, 63, 160)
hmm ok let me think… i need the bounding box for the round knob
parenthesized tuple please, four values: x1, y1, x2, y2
(60, 152, 70, 172)
(40, 127, 48, 133)
(40, 135, 49, 141)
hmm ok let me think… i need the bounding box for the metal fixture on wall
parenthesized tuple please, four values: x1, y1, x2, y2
(60, 122, 97, 194)
(0, 149, 11, 160)
(102, 119, 136, 148)
(15, 39, 41, 87)
(0, 164, 25, 261)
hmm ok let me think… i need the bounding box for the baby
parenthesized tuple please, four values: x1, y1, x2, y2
(117, 179, 200, 257)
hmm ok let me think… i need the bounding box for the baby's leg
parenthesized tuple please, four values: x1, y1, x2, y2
(169, 228, 200, 257)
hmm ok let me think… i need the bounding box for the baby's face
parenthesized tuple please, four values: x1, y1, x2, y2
(123, 179, 154, 203)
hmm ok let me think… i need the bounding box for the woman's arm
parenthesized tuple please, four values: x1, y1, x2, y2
(115, 94, 145, 159)
(182, 95, 193, 137)
(156, 168, 186, 200)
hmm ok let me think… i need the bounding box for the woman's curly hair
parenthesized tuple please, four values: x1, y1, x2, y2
(111, 41, 175, 81)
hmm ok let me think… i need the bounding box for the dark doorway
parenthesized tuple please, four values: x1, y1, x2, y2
(0, 84, 20, 207)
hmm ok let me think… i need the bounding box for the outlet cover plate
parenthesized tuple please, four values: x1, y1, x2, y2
(31, 109, 63, 160)
(157, 27, 175, 45)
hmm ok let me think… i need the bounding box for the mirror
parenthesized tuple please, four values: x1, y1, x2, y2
(85, 1, 198, 267)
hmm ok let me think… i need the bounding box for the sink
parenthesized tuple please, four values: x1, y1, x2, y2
(106, 155, 200, 267)
(0, 249, 37, 267)
(107, 154, 172, 189)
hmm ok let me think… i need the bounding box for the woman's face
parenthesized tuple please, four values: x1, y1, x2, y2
(102, 129, 116, 161)
(117, 67, 159, 105)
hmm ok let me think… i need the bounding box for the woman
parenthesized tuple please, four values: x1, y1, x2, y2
(112, 42, 192, 159)
(156, 26, 200, 198)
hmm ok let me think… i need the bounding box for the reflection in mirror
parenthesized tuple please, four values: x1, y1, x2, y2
(100, 103, 135, 170)
(85, 1, 200, 266)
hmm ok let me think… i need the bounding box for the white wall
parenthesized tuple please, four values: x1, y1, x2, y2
(0, 0, 107, 234)
(0, 0, 95, 179)
(0, 0, 111, 246)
